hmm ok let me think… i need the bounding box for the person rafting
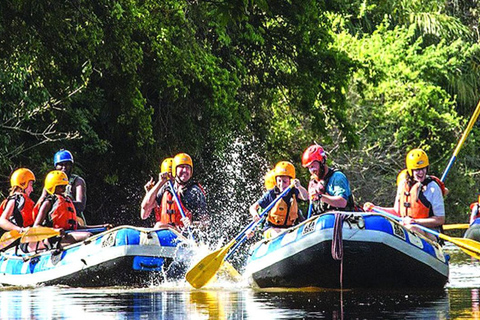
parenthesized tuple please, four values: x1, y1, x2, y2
(141, 153, 209, 232)
(38, 149, 87, 226)
(302, 144, 355, 214)
(249, 161, 308, 239)
(34, 170, 109, 245)
(0, 168, 36, 236)
(365, 148, 446, 241)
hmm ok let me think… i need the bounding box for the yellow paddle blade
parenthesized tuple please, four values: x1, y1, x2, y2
(217, 261, 242, 282)
(438, 233, 480, 260)
(0, 230, 22, 250)
(20, 226, 61, 243)
(443, 223, 470, 230)
(186, 239, 237, 289)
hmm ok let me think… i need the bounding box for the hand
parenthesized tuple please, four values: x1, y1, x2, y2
(308, 179, 325, 199)
(180, 217, 191, 228)
(246, 230, 255, 239)
(103, 224, 113, 230)
(252, 213, 261, 222)
(402, 216, 415, 226)
(363, 202, 375, 212)
(177, 184, 186, 196)
(293, 178, 302, 189)
(144, 177, 155, 192)
(158, 172, 171, 183)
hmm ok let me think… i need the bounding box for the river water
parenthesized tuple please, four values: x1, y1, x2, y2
(1, 243, 480, 319)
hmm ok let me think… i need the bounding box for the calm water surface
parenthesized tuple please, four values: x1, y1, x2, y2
(2, 243, 480, 319)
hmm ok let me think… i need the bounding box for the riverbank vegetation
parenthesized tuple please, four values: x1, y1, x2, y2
(1, 0, 479, 227)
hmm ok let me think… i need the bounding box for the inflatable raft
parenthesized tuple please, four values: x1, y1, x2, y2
(0, 225, 193, 287)
(245, 212, 449, 289)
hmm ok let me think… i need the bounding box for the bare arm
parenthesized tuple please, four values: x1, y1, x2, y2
(319, 194, 348, 208)
(293, 179, 308, 201)
(0, 199, 23, 232)
(249, 202, 261, 222)
(72, 177, 87, 213)
(34, 200, 52, 227)
(140, 173, 169, 220)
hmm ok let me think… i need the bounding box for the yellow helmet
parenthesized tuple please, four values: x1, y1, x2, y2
(10, 168, 35, 190)
(44, 170, 69, 195)
(160, 157, 173, 174)
(274, 161, 296, 179)
(264, 169, 276, 190)
(173, 153, 193, 177)
(406, 148, 429, 175)
(396, 169, 408, 186)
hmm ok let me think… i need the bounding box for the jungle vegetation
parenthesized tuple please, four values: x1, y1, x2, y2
(1, 0, 480, 232)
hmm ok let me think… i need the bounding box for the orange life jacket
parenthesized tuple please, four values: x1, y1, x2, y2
(155, 190, 192, 227)
(47, 194, 78, 230)
(0, 193, 35, 227)
(267, 193, 298, 227)
(397, 176, 442, 219)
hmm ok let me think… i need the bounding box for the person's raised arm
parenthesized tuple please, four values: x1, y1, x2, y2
(140, 172, 169, 220)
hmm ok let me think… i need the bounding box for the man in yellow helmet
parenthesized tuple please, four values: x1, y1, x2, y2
(141, 153, 208, 231)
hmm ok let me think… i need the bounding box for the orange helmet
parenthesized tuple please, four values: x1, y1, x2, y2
(160, 157, 173, 174)
(44, 170, 69, 195)
(10, 168, 35, 190)
(173, 153, 193, 177)
(302, 145, 326, 167)
(274, 161, 296, 179)
(264, 169, 276, 190)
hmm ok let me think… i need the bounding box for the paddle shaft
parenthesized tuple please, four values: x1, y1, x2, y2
(168, 180, 194, 241)
(307, 201, 313, 219)
(441, 98, 480, 182)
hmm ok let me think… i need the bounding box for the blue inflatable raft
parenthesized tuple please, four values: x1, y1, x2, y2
(0, 225, 193, 287)
(245, 212, 449, 289)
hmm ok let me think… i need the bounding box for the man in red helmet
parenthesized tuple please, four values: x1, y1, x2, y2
(302, 144, 355, 214)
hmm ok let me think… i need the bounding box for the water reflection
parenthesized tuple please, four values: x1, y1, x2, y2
(2, 244, 480, 319)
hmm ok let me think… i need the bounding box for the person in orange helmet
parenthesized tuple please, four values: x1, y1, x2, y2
(141, 153, 208, 231)
(0, 168, 36, 235)
(249, 161, 308, 239)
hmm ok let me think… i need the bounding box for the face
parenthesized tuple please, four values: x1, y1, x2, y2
(412, 167, 427, 183)
(306, 161, 321, 176)
(55, 185, 67, 195)
(56, 161, 73, 175)
(25, 180, 34, 196)
(176, 164, 192, 183)
(276, 175, 291, 191)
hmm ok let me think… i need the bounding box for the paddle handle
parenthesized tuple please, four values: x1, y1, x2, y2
(168, 180, 194, 241)
(441, 98, 480, 182)
(369, 206, 440, 238)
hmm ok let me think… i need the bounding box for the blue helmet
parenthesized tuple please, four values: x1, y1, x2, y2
(54, 149, 74, 166)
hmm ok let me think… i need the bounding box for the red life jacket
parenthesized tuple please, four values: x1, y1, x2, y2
(0, 193, 35, 227)
(47, 194, 78, 230)
(267, 192, 298, 227)
(397, 176, 443, 219)
(155, 190, 192, 227)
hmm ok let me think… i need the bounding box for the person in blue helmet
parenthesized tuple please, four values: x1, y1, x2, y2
(39, 150, 88, 225)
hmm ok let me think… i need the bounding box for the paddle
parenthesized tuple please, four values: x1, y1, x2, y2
(0, 229, 22, 250)
(441, 98, 480, 182)
(186, 182, 295, 289)
(367, 205, 480, 260)
(20, 226, 61, 243)
(443, 223, 470, 230)
(168, 180, 194, 241)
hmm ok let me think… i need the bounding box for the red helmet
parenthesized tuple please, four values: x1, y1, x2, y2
(302, 145, 326, 167)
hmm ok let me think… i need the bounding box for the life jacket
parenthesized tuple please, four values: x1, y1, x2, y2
(46, 194, 78, 230)
(267, 189, 298, 227)
(397, 176, 443, 219)
(155, 189, 192, 227)
(315, 168, 355, 213)
(0, 193, 35, 227)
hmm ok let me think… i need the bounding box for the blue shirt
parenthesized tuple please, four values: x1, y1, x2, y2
(325, 171, 352, 200)
(257, 187, 299, 209)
